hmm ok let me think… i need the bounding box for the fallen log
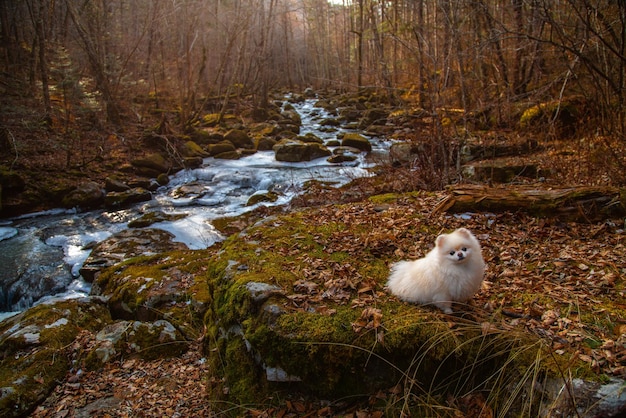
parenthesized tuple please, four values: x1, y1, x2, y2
(433, 184, 626, 223)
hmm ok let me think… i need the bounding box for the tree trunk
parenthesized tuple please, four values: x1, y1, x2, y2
(433, 185, 626, 223)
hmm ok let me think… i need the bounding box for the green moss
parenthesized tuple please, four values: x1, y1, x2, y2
(201, 191, 601, 413)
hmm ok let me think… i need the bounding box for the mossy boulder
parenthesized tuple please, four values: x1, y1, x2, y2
(61, 181, 105, 209)
(180, 140, 209, 158)
(131, 153, 170, 177)
(0, 297, 111, 417)
(273, 139, 331, 162)
(208, 140, 236, 156)
(246, 191, 279, 206)
(296, 133, 323, 144)
(341, 133, 372, 152)
(104, 187, 152, 209)
(91, 249, 212, 338)
(79, 228, 187, 283)
(224, 129, 254, 149)
(202, 196, 581, 410)
(214, 150, 242, 160)
(255, 136, 278, 151)
(519, 98, 581, 138)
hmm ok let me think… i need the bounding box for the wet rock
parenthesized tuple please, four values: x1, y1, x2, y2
(180, 140, 209, 158)
(0, 297, 111, 418)
(308, 143, 332, 160)
(273, 139, 331, 162)
(61, 181, 104, 209)
(156, 173, 170, 186)
(282, 109, 302, 125)
(327, 153, 358, 164)
(208, 140, 236, 156)
(297, 133, 323, 144)
(246, 192, 279, 206)
(255, 136, 277, 151)
(0, 229, 71, 312)
(214, 150, 242, 160)
(127, 210, 186, 228)
(105, 176, 131, 192)
(224, 129, 254, 149)
(104, 187, 152, 209)
(79, 228, 186, 283)
(341, 133, 372, 152)
(273, 139, 310, 162)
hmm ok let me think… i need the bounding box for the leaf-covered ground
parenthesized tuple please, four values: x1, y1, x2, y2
(29, 190, 626, 417)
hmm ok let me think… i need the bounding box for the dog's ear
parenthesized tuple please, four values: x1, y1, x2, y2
(435, 234, 447, 247)
(456, 228, 471, 237)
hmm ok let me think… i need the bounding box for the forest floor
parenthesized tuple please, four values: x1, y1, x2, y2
(2, 92, 626, 417)
(29, 187, 626, 417)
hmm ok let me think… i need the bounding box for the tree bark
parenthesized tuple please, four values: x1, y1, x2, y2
(433, 185, 626, 223)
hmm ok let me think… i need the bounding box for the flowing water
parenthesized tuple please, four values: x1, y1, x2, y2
(0, 98, 391, 319)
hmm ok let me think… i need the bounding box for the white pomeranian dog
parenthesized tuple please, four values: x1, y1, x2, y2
(386, 228, 485, 314)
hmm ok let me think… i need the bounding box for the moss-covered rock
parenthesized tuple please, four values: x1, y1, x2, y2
(131, 153, 170, 176)
(180, 140, 209, 158)
(61, 181, 105, 209)
(224, 129, 254, 149)
(0, 297, 111, 417)
(255, 136, 278, 151)
(273, 139, 331, 162)
(79, 228, 187, 283)
(519, 98, 581, 138)
(341, 132, 372, 152)
(246, 191, 279, 206)
(104, 187, 152, 209)
(91, 249, 212, 339)
(202, 195, 587, 412)
(127, 210, 186, 228)
(208, 141, 236, 156)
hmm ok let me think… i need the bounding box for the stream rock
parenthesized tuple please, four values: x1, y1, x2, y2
(61, 181, 104, 209)
(79, 228, 187, 283)
(208, 140, 236, 156)
(131, 153, 170, 177)
(273, 138, 331, 162)
(224, 129, 254, 149)
(104, 187, 152, 209)
(180, 140, 209, 158)
(89, 248, 211, 337)
(340, 132, 372, 152)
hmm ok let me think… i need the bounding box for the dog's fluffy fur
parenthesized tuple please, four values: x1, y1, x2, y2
(386, 228, 485, 313)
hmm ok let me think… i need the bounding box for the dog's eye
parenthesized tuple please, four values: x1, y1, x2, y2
(461, 247, 467, 251)
(449, 251, 455, 256)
